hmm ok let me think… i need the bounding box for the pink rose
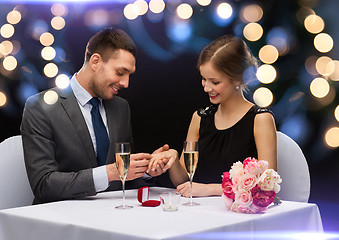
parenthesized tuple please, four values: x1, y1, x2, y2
(251, 185, 275, 207)
(244, 158, 268, 176)
(238, 173, 258, 191)
(222, 194, 234, 210)
(235, 190, 252, 207)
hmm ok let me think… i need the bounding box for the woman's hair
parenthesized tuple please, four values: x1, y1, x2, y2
(85, 27, 137, 62)
(197, 35, 257, 85)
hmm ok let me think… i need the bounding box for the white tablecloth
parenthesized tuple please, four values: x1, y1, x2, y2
(0, 187, 323, 240)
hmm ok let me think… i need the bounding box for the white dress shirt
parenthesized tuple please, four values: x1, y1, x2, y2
(70, 74, 109, 192)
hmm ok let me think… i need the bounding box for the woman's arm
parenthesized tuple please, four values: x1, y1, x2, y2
(253, 112, 277, 170)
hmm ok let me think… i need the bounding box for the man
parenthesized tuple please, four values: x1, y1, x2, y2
(21, 28, 165, 204)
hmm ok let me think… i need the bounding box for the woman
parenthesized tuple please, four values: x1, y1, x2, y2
(148, 35, 277, 197)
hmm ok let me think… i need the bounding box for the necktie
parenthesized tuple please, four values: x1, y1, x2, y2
(89, 97, 109, 166)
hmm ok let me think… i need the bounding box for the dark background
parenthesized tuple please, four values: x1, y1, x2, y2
(0, 0, 338, 234)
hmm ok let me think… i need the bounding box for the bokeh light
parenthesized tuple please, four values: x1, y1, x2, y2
(3, 55, 17, 71)
(266, 27, 289, 55)
(40, 32, 54, 46)
(134, 0, 148, 15)
(325, 127, 339, 148)
(310, 77, 330, 98)
(315, 56, 335, 76)
(177, 3, 193, 20)
(44, 63, 58, 78)
(217, 2, 233, 19)
(51, 16, 66, 30)
(197, 0, 211, 6)
(241, 4, 263, 23)
(55, 74, 70, 89)
(149, 0, 165, 14)
(314, 33, 334, 53)
(256, 64, 277, 84)
(0, 24, 15, 38)
(305, 56, 318, 75)
(41, 46, 56, 61)
(258, 45, 279, 64)
(304, 14, 324, 34)
(43, 90, 58, 105)
(296, 7, 315, 24)
(51, 3, 68, 16)
(124, 4, 139, 20)
(167, 21, 192, 43)
(328, 60, 339, 81)
(7, 10, 22, 25)
(0, 41, 14, 56)
(243, 22, 263, 41)
(253, 87, 274, 107)
(0, 92, 7, 107)
(335, 105, 339, 122)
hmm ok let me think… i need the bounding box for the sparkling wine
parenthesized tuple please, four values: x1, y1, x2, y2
(115, 153, 130, 181)
(184, 151, 198, 179)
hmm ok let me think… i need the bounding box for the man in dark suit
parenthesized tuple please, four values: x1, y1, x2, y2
(21, 28, 166, 204)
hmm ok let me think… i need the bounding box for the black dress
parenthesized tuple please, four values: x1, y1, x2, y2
(194, 104, 273, 184)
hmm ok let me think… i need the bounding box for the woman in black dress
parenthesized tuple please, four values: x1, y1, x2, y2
(148, 35, 277, 198)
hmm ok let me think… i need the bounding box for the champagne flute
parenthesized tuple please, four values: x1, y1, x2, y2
(115, 142, 133, 209)
(182, 141, 199, 206)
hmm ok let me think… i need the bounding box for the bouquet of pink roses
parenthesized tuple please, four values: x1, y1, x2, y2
(222, 157, 282, 214)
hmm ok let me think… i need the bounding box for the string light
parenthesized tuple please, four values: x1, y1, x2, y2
(7, 10, 22, 25)
(253, 87, 274, 107)
(0, 24, 15, 38)
(256, 64, 277, 84)
(243, 22, 263, 41)
(325, 127, 339, 148)
(196, 0, 211, 6)
(177, 3, 193, 20)
(43, 90, 58, 105)
(40, 32, 54, 46)
(310, 77, 330, 98)
(314, 33, 333, 53)
(51, 16, 65, 30)
(124, 3, 139, 20)
(0, 92, 7, 107)
(134, 0, 148, 15)
(3, 55, 17, 71)
(149, 0, 165, 14)
(258, 45, 279, 64)
(217, 2, 233, 19)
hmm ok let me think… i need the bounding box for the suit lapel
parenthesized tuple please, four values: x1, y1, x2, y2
(58, 87, 98, 166)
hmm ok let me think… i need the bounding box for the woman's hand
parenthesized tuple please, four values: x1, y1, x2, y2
(147, 149, 179, 177)
(176, 182, 222, 197)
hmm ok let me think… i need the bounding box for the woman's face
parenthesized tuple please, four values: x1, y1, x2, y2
(199, 61, 238, 104)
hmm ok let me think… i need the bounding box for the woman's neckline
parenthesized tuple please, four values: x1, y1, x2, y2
(213, 104, 255, 131)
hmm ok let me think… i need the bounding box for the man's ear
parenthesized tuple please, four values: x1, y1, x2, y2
(89, 53, 101, 71)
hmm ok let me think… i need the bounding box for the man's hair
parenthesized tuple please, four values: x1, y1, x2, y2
(85, 27, 137, 62)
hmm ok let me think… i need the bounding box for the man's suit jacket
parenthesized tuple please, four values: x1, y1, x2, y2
(21, 87, 147, 204)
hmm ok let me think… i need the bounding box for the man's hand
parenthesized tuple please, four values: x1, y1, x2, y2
(106, 153, 151, 181)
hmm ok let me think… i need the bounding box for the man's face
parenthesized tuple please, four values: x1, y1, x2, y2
(90, 49, 136, 99)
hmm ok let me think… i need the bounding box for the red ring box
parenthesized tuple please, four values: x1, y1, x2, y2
(137, 187, 161, 207)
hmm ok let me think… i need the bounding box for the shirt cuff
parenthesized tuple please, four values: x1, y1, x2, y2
(93, 166, 109, 192)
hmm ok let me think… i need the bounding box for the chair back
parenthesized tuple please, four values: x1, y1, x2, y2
(0, 135, 34, 209)
(277, 131, 310, 202)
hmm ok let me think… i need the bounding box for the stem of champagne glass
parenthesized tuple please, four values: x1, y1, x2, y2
(189, 177, 193, 205)
(122, 179, 126, 208)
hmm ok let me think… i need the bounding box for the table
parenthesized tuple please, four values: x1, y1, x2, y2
(0, 187, 323, 240)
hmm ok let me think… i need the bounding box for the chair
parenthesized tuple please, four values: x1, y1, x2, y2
(0, 135, 34, 210)
(276, 131, 310, 202)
